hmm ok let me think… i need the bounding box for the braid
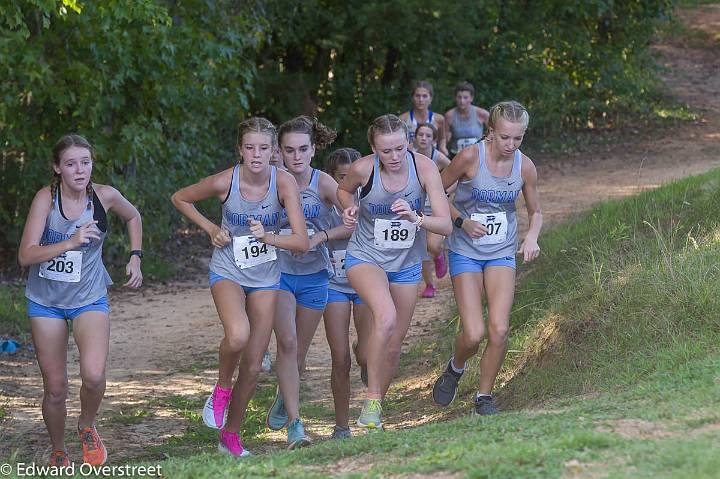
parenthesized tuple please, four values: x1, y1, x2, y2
(86, 181, 93, 209)
(49, 174, 60, 206)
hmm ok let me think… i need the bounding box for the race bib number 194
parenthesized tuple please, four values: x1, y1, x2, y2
(233, 235, 277, 269)
(39, 251, 82, 283)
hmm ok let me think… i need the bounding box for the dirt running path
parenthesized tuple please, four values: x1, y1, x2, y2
(2, 4, 719, 465)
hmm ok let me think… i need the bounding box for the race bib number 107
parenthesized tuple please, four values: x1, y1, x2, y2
(470, 212, 508, 245)
(39, 251, 82, 283)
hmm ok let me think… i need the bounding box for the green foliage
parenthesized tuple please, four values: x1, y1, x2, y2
(252, 0, 674, 149)
(1, 1, 262, 261)
(1, 0, 678, 266)
(0, 284, 28, 335)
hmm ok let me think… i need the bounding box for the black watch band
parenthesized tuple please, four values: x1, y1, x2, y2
(453, 217, 464, 229)
(130, 250, 143, 259)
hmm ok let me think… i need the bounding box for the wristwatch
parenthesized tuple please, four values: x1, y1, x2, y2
(130, 250, 144, 259)
(453, 217, 465, 229)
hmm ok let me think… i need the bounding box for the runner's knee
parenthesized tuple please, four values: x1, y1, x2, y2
(276, 331, 297, 355)
(374, 310, 397, 338)
(463, 324, 486, 349)
(224, 330, 249, 353)
(45, 380, 68, 405)
(331, 351, 351, 376)
(487, 323, 509, 345)
(81, 371, 106, 392)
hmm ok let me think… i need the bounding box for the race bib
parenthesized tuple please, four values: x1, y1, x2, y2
(373, 219, 415, 249)
(470, 212, 508, 245)
(457, 137, 479, 151)
(233, 235, 276, 269)
(39, 251, 82, 283)
(280, 228, 317, 251)
(332, 249, 347, 278)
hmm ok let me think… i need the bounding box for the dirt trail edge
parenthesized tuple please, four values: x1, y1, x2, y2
(2, 5, 719, 465)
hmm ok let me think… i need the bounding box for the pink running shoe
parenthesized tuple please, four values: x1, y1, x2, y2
(421, 284, 436, 298)
(434, 253, 447, 279)
(218, 429, 251, 457)
(203, 384, 232, 429)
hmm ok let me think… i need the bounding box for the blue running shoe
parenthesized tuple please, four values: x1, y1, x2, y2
(266, 386, 289, 431)
(287, 418, 311, 450)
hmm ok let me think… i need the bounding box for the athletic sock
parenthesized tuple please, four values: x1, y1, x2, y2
(476, 393, 492, 401)
(447, 359, 465, 379)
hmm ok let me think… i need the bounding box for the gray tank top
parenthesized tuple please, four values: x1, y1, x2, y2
(447, 141, 523, 260)
(26, 188, 112, 309)
(450, 108, 483, 153)
(347, 152, 426, 272)
(327, 207, 355, 293)
(209, 165, 283, 287)
(277, 169, 333, 275)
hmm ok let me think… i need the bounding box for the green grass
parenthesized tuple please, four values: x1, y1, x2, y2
(0, 283, 28, 335)
(135, 167, 720, 477)
(107, 406, 154, 425)
(150, 355, 719, 478)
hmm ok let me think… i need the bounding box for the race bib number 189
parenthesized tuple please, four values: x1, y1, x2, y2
(39, 251, 82, 283)
(470, 212, 508, 245)
(233, 235, 277, 269)
(373, 219, 415, 249)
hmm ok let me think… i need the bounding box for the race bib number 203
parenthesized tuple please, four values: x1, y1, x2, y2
(39, 251, 82, 283)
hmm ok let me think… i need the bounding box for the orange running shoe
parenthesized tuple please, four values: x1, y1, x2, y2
(78, 425, 107, 465)
(49, 450, 70, 467)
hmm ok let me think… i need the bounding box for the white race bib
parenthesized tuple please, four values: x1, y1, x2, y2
(332, 250, 347, 278)
(233, 235, 276, 269)
(470, 212, 508, 245)
(457, 137, 479, 151)
(280, 228, 316, 251)
(373, 219, 416, 249)
(39, 251, 82, 283)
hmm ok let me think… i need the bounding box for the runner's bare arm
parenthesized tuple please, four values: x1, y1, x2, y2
(97, 185, 143, 287)
(440, 144, 478, 190)
(416, 155, 452, 236)
(518, 155, 542, 262)
(435, 114, 448, 156)
(337, 155, 373, 227)
(269, 169, 309, 253)
(444, 109, 454, 148)
(171, 168, 234, 246)
(18, 188, 97, 267)
(477, 106, 490, 127)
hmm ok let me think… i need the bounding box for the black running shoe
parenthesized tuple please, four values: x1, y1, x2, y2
(432, 362, 462, 407)
(473, 395, 499, 416)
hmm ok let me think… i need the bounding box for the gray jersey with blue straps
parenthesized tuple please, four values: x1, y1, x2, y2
(209, 165, 283, 287)
(450, 108, 484, 154)
(447, 141, 524, 260)
(26, 188, 112, 309)
(277, 169, 333, 275)
(347, 151, 427, 272)
(327, 207, 355, 293)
